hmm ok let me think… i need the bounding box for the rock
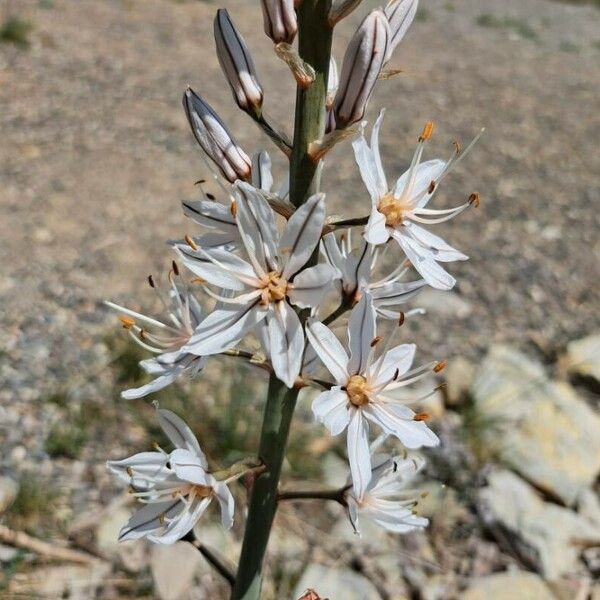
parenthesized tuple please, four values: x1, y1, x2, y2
(150, 542, 202, 600)
(565, 333, 600, 388)
(0, 543, 19, 562)
(0, 476, 18, 514)
(293, 564, 382, 600)
(462, 571, 556, 600)
(417, 289, 473, 319)
(577, 488, 600, 528)
(321, 452, 350, 488)
(95, 507, 130, 556)
(8, 563, 111, 599)
(443, 356, 475, 407)
(192, 522, 239, 563)
(471, 345, 600, 505)
(420, 574, 458, 600)
(479, 470, 600, 579)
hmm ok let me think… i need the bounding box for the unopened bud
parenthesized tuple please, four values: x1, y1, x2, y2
(384, 0, 419, 63)
(332, 10, 390, 128)
(329, 0, 364, 26)
(214, 9, 264, 115)
(326, 57, 339, 109)
(261, 0, 297, 44)
(183, 88, 252, 183)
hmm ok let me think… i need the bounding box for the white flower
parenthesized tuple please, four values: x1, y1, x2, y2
(181, 150, 277, 250)
(346, 452, 429, 534)
(107, 408, 234, 544)
(321, 231, 426, 318)
(177, 181, 335, 387)
(307, 293, 439, 497)
(105, 269, 206, 400)
(353, 110, 481, 290)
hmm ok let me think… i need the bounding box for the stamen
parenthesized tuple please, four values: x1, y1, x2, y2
(230, 200, 238, 218)
(148, 274, 155, 288)
(172, 260, 180, 276)
(191, 277, 206, 284)
(184, 235, 198, 250)
(433, 361, 446, 373)
(398, 312, 405, 327)
(370, 336, 382, 347)
(206, 193, 216, 201)
(119, 315, 135, 329)
(413, 412, 430, 421)
(419, 121, 434, 142)
(468, 192, 481, 207)
(453, 140, 461, 155)
(194, 179, 206, 185)
(427, 180, 436, 194)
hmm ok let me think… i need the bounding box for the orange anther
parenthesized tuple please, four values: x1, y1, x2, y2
(184, 234, 198, 250)
(433, 360, 447, 373)
(119, 315, 135, 329)
(419, 121, 434, 141)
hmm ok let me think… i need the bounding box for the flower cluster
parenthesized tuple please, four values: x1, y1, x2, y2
(107, 0, 480, 548)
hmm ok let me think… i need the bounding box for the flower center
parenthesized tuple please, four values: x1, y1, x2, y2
(261, 271, 288, 304)
(190, 484, 213, 499)
(346, 375, 370, 407)
(378, 193, 411, 227)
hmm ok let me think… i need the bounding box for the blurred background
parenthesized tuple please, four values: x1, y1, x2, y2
(0, 0, 599, 598)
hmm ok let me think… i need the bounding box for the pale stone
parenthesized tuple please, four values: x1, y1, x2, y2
(293, 564, 382, 600)
(151, 541, 202, 600)
(0, 476, 18, 514)
(565, 333, 600, 385)
(417, 289, 473, 319)
(479, 470, 600, 579)
(462, 571, 556, 600)
(471, 345, 600, 505)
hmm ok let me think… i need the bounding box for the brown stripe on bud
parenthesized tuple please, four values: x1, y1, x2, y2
(183, 88, 252, 183)
(261, 0, 297, 44)
(332, 10, 390, 129)
(214, 9, 264, 115)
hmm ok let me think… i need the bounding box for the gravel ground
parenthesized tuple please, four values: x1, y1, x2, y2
(0, 0, 599, 596)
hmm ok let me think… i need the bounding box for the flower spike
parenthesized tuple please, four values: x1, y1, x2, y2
(384, 0, 419, 63)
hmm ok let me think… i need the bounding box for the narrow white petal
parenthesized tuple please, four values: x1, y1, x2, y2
(251, 150, 274, 192)
(306, 320, 349, 384)
(369, 343, 416, 384)
(214, 483, 235, 529)
(169, 449, 211, 484)
(288, 263, 336, 308)
(405, 223, 468, 262)
(312, 387, 352, 436)
(267, 303, 304, 388)
(118, 500, 184, 541)
(347, 410, 372, 499)
(347, 292, 377, 375)
(280, 193, 326, 278)
(157, 409, 205, 461)
(364, 208, 390, 245)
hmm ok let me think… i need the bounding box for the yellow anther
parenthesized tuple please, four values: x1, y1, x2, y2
(184, 235, 198, 250)
(419, 121, 435, 142)
(433, 361, 447, 373)
(119, 315, 135, 329)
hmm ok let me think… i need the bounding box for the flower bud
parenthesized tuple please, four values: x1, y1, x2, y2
(183, 87, 252, 183)
(214, 9, 264, 114)
(384, 0, 418, 62)
(332, 10, 390, 128)
(261, 0, 297, 44)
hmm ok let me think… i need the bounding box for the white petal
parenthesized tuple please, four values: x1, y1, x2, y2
(369, 343, 416, 385)
(214, 482, 235, 529)
(394, 159, 446, 204)
(280, 193, 326, 278)
(371, 280, 426, 307)
(396, 232, 456, 290)
(364, 208, 390, 245)
(149, 497, 211, 544)
(184, 302, 267, 355)
(347, 410, 372, 499)
(121, 371, 179, 400)
(306, 320, 349, 385)
(177, 245, 256, 291)
(351, 121, 387, 202)
(107, 452, 169, 484)
(182, 200, 237, 231)
(169, 449, 211, 484)
(234, 181, 280, 273)
(320, 233, 345, 278)
(118, 500, 184, 542)
(405, 223, 468, 262)
(157, 409, 205, 461)
(312, 387, 352, 436)
(251, 150, 274, 192)
(364, 402, 439, 448)
(370, 110, 387, 194)
(347, 292, 376, 375)
(288, 263, 335, 308)
(267, 303, 304, 388)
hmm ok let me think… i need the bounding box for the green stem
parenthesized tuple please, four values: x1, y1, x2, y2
(231, 3, 333, 598)
(278, 487, 346, 504)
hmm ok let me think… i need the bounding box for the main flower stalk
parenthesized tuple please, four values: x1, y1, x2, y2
(231, 2, 333, 598)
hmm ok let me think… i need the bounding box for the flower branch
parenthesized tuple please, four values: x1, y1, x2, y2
(182, 531, 236, 587)
(278, 487, 347, 505)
